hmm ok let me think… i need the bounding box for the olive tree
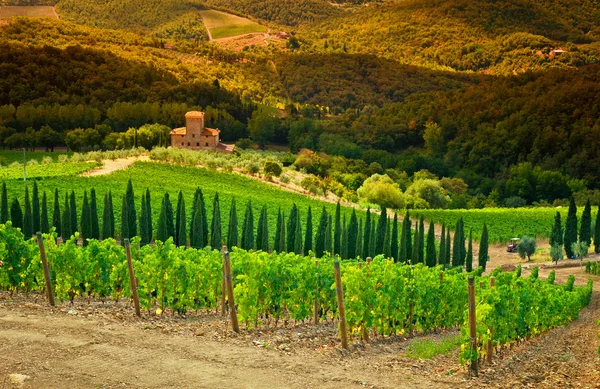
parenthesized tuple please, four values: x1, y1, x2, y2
(517, 235, 536, 261)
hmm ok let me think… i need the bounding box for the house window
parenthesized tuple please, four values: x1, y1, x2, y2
(187, 142, 190, 146)
(181, 142, 184, 146)
(192, 134, 195, 138)
(196, 143, 199, 146)
(205, 143, 208, 147)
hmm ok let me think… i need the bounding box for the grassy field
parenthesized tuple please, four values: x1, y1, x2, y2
(0, 6, 57, 19)
(0, 150, 72, 165)
(200, 9, 266, 39)
(0, 161, 98, 181)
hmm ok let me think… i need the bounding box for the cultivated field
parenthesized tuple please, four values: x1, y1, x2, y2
(199, 9, 266, 40)
(0, 5, 57, 19)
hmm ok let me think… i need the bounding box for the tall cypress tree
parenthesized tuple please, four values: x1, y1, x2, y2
(369, 219, 376, 258)
(445, 228, 451, 267)
(357, 219, 363, 259)
(383, 223, 391, 258)
(550, 212, 563, 248)
(81, 191, 91, 246)
(241, 201, 254, 250)
(564, 196, 578, 258)
(580, 199, 592, 246)
(286, 204, 298, 253)
(121, 194, 129, 241)
(376, 207, 387, 255)
(41, 191, 49, 233)
(452, 218, 464, 267)
(177, 194, 187, 247)
(391, 214, 399, 262)
(340, 214, 347, 258)
(274, 208, 282, 252)
(325, 215, 333, 254)
(157, 195, 169, 242)
(426, 221, 436, 267)
(412, 220, 420, 263)
(362, 208, 371, 259)
(125, 180, 136, 240)
(191, 202, 204, 249)
(62, 193, 71, 239)
(227, 198, 238, 249)
(256, 205, 269, 252)
(405, 212, 412, 262)
(69, 191, 77, 238)
(108, 191, 115, 239)
(418, 217, 425, 264)
(304, 206, 313, 254)
(145, 189, 152, 243)
(23, 186, 33, 238)
(278, 212, 286, 253)
(478, 223, 489, 271)
(102, 192, 111, 239)
(346, 210, 358, 258)
(210, 194, 221, 249)
(333, 202, 341, 256)
(439, 224, 446, 267)
(52, 189, 61, 237)
(294, 211, 303, 255)
(164, 193, 174, 239)
(140, 194, 149, 246)
(175, 191, 184, 245)
(10, 198, 23, 230)
(0, 182, 8, 224)
(466, 229, 473, 272)
(399, 216, 408, 263)
(32, 182, 40, 234)
(595, 206, 600, 254)
(90, 188, 99, 240)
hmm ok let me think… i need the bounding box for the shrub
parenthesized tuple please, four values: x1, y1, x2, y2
(58, 154, 69, 163)
(264, 161, 283, 177)
(41, 156, 53, 165)
(357, 174, 405, 209)
(235, 138, 254, 150)
(9, 161, 21, 168)
(27, 159, 39, 166)
(550, 244, 563, 265)
(517, 235, 536, 261)
(504, 196, 527, 208)
(279, 174, 291, 184)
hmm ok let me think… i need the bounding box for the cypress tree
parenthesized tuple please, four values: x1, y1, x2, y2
(279, 212, 286, 253)
(121, 194, 129, 241)
(315, 208, 328, 257)
(466, 229, 473, 272)
(41, 191, 49, 233)
(140, 194, 149, 246)
(23, 186, 33, 238)
(405, 212, 412, 261)
(241, 201, 254, 250)
(81, 191, 91, 246)
(210, 193, 221, 249)
(564, 196, 578, 258)
(190, 188, 200, 239)
(426, 221, 436, 267)
(256, 205, 269, 252)
(62, 193, 71, 239)
(286, 204, 298, 253)
(90, 189, 99, 240)
(274, 207, 282, 251)
(399, 217, 408, 263)
(102, 193, 111, 239)
(452, 218, 464, 267)
(478, 223, 489, 271)
(69, 191, 77, 238)
(294, 211, 303, 255)
(32, 182, 40, 234)
(369, 219, 376, 258)
(550, 212, 563, 248)
(227, 198, 238, 249)
(175, 191, 184, 245)
(595, 206, 600, 254)
(357, 219, 363, 258)
(340, 214, 347, 258)
(333, 202, 341, 255)
(376, 207, 387, 255)
(439, 224, 446, 267)
(177, 193, 187, 247)
(157, 195, 169, 242)
(145, 189, 152, 243)
(391, 214, 399, 262)
(347, 210, 358, 258)
(10, 198, 23, 230)
(418, 217, 425, 264)
(445, 228, 451, 267)
(383, 223, 391, 258)
(108, 191, 115, 239)
(52, 189, 61, 237)
(325, 215, 333, 254)
(126, 180, 136, 240)
(412, 220, 420, 263)
(0, 182, 7, 224)
(191, 203, 204, 249)
(164, 193, 174, 239)
(580, 199, 592, 246)
(304, 206, 313, 254)
(362, 208, 371, 259)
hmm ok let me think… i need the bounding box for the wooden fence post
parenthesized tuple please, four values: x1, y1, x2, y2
(124, 239, 141, 318)
(468, 275, 478, 377)
(220, 246, 226, 316)
(314, 260, 319, 325)
(36, 232, 55, 307)
(487, 276, 496, 364)
(333, 260, 348, 349)
(222, 246, 239, 333)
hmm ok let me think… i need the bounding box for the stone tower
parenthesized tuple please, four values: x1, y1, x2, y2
(185, 111, 205, 133)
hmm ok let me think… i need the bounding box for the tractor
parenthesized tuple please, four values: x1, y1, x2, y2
(507, 238, 520, 253)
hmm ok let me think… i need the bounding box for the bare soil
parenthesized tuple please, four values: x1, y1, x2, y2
(81, 156, 149, 177)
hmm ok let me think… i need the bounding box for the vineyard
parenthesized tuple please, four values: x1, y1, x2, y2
(0, 223, 593, 369)
(0, 161, 98, 180)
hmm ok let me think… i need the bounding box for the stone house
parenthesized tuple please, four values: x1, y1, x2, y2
(170, 111, 234, 152)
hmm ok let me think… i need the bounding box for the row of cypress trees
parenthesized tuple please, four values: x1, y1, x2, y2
(0, 182, 489, 269)
(551, 197, 600, 257)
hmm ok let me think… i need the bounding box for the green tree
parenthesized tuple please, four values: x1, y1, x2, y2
(391, 213, 399, 262)
(423, 121, 444, 156)
(399, 213, 408, 263)
(294, 211, 303, 255)
(445, 228, 451, 267)
(274, 208, 282, 252)
(62, 193, 71, 239)
(287, 204, 298, 253)
(340, 214, 347, 258)
(102, 192, 112, 239)
(550, 212, 563, 248)
(248, 110, 278, 149)
(10, 198, 23, 230)
(333, 202, 341, 256)
(439, 224, 446, 267)
(32, 182, 40, 233)
(347, 210, 358, 258)
(23, 187, 32, 238)
(0, 182, 8, 224)
(357, 219, 363, 259)
(164, 193, 174, 239)
(81, 191, 91, 246)
(580, 199, 592, 246)
(108, 191, 115, 239)
(362, 208, 371, 259)
(52, 189, 61, 237)
(175, 191, 184, 245)
(406, 179, 450, 209)
(369, 219, 376, 258)
(157, 194, 169, 242)
(140, 194, 149, 246)
(564, 197, 578, 258)
(315, 207, 328, 257)
(69, 191, 77, 239)
(478, 223, 489, 271)
(357, 174, 405, 209)
(90, 188, 99, 240)
(304, 206, 313, 254)
(278, 211, 287, 252)
(256, 205, 269, 252)
(227, 198, 238, 249)
(121, 194, 129, 241)
(210, 194, 221, 249)
(550, 244, 563, 265)
(241, 201, 254, 251)
(191, 202, 204, 249)
(412, 220, 420, 263)
(426, 221, 436, 267)
(452, 218, 464, 267)
(125, 180, 136, 240)
(595, 206, 600, 254)
(40, 191, 49, 233)
(466, 229, 473, 272)
(418, 217, 425, 264)
(177, 193, 187, 247)
(383, 223, 391, 258)
(518, 235, 536, 261)
(325, 215, 333, 254)
(376, 207, 387, 255)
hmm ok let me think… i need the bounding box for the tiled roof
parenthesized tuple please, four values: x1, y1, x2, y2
(185, 111, 204, 118)
(170, 127, 186, 135)
(203, 128, 221, 136)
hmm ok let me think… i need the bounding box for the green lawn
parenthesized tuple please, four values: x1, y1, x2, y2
(200, 9, 266, 39)
(211, 24, 266, 39)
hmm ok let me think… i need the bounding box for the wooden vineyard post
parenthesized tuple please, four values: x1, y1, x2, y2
(124, 239, 141, 318)
(468, 275, 478, 377)
(222, 247, 239, 333)
(487, 276, 496, 364)
(314, 260, 319, 325)
(220, 246, 226, 316)
(439, 272, 444, 284)
(362, 257, 372, 343)
(36, 232, 55, 307)
(333, 260, 348, 349)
